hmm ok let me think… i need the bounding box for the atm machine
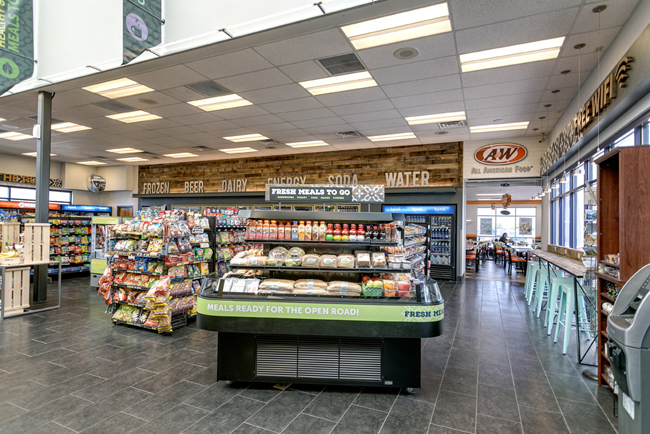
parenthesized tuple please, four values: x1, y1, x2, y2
(607, 264, 650, 434)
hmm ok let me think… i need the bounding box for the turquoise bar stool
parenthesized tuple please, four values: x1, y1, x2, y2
(531, 269, 550, 316)
(553, 283, 591, 354)
(545, 275, 575, 335)
(524, 262, 542, 302)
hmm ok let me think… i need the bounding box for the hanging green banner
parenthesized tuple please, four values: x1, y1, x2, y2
(122, 0, 162, 65)
(0, 0, 34, 96)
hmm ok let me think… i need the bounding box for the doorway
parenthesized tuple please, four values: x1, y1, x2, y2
(117, 206, 133, 217)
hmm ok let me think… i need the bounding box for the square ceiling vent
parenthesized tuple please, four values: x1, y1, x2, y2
(437, 120, 467, 129)
(191, 146, 213, 152)
(317, 53, 366, 75)
(185, 81, 232, 97)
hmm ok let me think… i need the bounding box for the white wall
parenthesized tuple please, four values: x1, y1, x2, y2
(463, 136, 546, 180)
(0, 154, 62, 180)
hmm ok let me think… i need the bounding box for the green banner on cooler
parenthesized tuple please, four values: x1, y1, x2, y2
(0, 0, 34, 96)
(90, 259, 108, 274)
(92, 217, 120, 225)
(122, 0, 162, 65)
(197, 298, 444, 323)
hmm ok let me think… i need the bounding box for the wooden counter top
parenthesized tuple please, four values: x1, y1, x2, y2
(532, 250, 586, 277)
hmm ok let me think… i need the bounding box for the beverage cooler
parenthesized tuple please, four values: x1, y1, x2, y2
(382, 205, 457, 281)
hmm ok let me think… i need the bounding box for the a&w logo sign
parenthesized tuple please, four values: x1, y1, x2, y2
(474, 143, 527, 165)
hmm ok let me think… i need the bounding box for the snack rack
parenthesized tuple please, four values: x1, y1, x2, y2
(197, 210, 445, 389)
(97, 210, 214, 333)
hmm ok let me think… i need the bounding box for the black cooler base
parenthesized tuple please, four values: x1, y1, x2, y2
(217, 332, 421, 388)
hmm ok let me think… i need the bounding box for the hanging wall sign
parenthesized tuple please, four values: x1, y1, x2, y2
(122, 0, 163, 65)
(266, 184, 385, 203)
(474, 144, 528, 165)
(0, 0, 34, 96)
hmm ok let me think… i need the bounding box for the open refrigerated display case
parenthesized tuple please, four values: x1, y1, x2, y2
(197, 210, 444, 389)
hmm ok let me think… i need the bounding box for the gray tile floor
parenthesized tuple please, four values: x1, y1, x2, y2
(0, 264, 618, 434)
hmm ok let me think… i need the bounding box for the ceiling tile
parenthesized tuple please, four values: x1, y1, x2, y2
(450, 0, 581, 30)
(455, 8, 578, 54)
(315, 87, 387, 107)
(467, 103, 540, 119)
(301, 124, 354, 135)
(124, 130, 169, 140)
(356, 32, 458, 69)
(130, 65, 208, 90)
(460, 59, 556, 87)
(329, 99, 394, 116)
(232, 114, 286, 127)
(148, 103, 204, 118)
(463, 78, 548, 101)
(267, 129, 311, 139)
(371, 56, 459, 85)
(169, 113, 221, 125)
(254, 123, 302, 133)
(277, 108, 337, 122)
(137, 119, 183, 130)
(340, 109, 402, 124)
(114, 91, 182, 109)
(214, 105, 271, 120)
(560, 26, 621, 57)
(98, 124, 146, 135)
(552, 52, 598, 75)
(75, 116, 120, 129)
(279, 61, 327, 82)
(54, 88, 107, 108)
(391, 89, 464, 109)
(381, 74, 462, 98)
(396, 101, 466, 117)
(156, 125, 202, 137)
(0, 105, 34, 121)
(52, 104, 116, 121)
(290, 117, 347, 129)
(239, 84, 311, 104)
(350, 118, 408, 131)
(160, 85, 209, 102)
(258, 97, 324, 114)
(185, 49, 274, 80)
(217, 68, 293, 92)
(464, 92, 543, 110)
(193, 120, 242, 132)
(571, 0, 638, 33)
(253, 29, 353, 66)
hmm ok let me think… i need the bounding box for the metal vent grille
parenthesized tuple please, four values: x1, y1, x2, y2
(429, 265, 453, 280)
(340, 339, 381, 381)
(298, 338, 339, 379)
(191, 146, 212, 152)
(93, 100, 137, 113)
(258, 139, 282, 145)
(437, 120, 467, 129)
(186, 81, 232, 97)
(317, 53, 366, 76)
(256, 336, 298, 378)
(335, 131, 363, 139)
(255, 336, 382, 382)
(26, 115, 65, 123)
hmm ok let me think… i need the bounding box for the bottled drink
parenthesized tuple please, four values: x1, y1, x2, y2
(298, 221, 305, 241)
(319, 221, 327, 241)
(372, 225, 379, 240)
(357, 224, 365, 241)
(291, 221, 299, 240)
(349, 224, 357, 242)
(269, 220, 278, 240)
(305, 221, 312, 241)
(379, 225, 387, 241)
(333, 224, 342, 241)
(326, 223, 334, 241)
(278, 222, 285, 240)
(341, 224, 349, 242)
(262, 220, 270, 240)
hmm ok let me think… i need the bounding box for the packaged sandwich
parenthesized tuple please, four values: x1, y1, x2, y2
(372, 252, 387, 267)
(285, 247, 305, 267)
(267, 247, 288, 266)
(356, 251, 371, 268)
(337, 254, 355, 269)
(258, 279, 294, 294)
(327, 281, 362, 296)
(301, 254, 320, 267)
(294, 279, 327, 289)
(319, 254, 337, 268)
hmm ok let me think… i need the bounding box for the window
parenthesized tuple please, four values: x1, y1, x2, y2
(10, 187, 36, 201)
(49, 191, 72, 204)
(476, 207, 537, 242)
(0, 186, 8, 199)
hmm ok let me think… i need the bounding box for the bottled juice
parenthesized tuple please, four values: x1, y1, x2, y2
(291, 221, 299, 240)
(245, 220, 253, 239)
(357, 224, 365, 241)
(262, 220, 270, 240)
(278, 222, 285, 240)
(319, 221, 327, 241)
(341, 224, 349, 242)
(333, 224, 342, 241)
(305, 221, 312, 241)
(269, 220, 278, 240)
(349, 224, 357, 242)
(298, 221, 305, 240)
(325, 223, 334, 241)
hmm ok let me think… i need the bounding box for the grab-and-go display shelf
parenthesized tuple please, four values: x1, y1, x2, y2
(95, 209, 215, 333)
(197, 209, 444, 390)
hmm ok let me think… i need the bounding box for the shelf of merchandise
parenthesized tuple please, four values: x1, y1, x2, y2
(595, 147, 650, 390)
(245, 239, 399, 247)
(229, 265, 409, 273)
(404, 240, 426, 249)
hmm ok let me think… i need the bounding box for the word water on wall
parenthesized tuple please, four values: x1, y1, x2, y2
(385, 171, 430, 188)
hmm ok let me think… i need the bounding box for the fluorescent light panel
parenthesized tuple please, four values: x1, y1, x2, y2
(106, 148, 143, 154)
(82, 78, 154, 99)
(117, 157, 149, 162)
(341, 3, 451, 50)
(51, 122, 91, 133)
(299, 71, 377, 95)
(406, 111, 466, 125)
(475, 193, 503, 196)
(368, 132, 416, 142)
(286, 140, 329, 148)
(106, 110, 161, 123)
(77, 161, 107, 165)
(460, 37, 565, 72)
(223, 134, 269, 143)
(470, 122, 529, 133)
(163, 153, 198, 158)
(0, 132, 32, 140)
(477, 198, 500, 201)
(219, 147, 258, 154)
(188, 94, 252, 111)
(22, 152, 57, 157)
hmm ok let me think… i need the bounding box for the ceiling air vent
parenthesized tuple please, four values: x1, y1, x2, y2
(185, 81, 232, 97)
(258, 139, 282, 149)
(26, 115, 66, 123)
(191, 146, 212, 152)
(335, 131, 363, 139)
(437, 120, 467, 129)
(140, 151, 162, 160)
(317, 53, 366, 76)
(93, 100, 137, 113)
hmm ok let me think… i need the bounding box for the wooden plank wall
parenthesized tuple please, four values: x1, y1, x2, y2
(138, 142, 463, 193)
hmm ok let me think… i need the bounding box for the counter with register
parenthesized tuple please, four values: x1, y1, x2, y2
(196, 210, 445, 390)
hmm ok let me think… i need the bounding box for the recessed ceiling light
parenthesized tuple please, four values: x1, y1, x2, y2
(163, 153, 198, 158)
(470, 122, 529, 133)
(117, 157, 149, 162)
(286, 140, 329, 148)
(434, 131, 449, 135)
(223, 134, 269, 143)
(219, 147, 258, 154)
(405, 111, 466, 125)
(106, 110, 161, 123)
(106, 148, 143, 154)
(459, 37, 565, 72)
(0, 132, 32, 140)
(137, 98, 158, 105)
(299, 71, 377, 95)
(77, 161, 107, 165)
(368, 132, 416, 142)
(341, 3, 451, 50)
(82, 78, 154, 99)
(51, 122, 91, 133)
(22, 152, 57, 157)
(188, 94, 252, 111)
